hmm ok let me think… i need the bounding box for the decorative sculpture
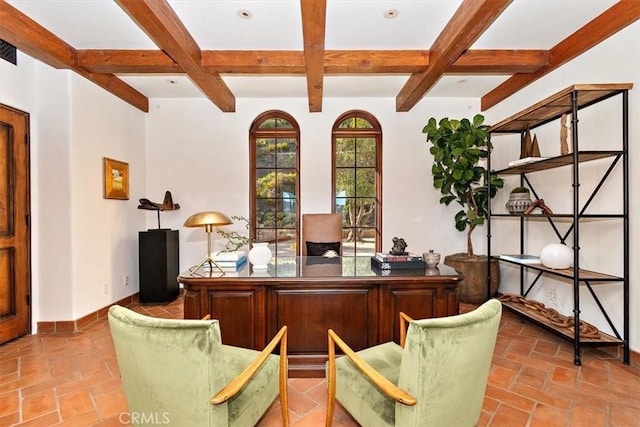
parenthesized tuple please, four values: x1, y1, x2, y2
(523, 198, 553, 215)
(531, 134, 541, 157)
(138, 191, 180, 229)
(499, 293, 599, 338)
(560, 113, 569, 155)
(521, 128, 541, 158)
(520, 128, 531, 159)
(389, 237, 408, 255)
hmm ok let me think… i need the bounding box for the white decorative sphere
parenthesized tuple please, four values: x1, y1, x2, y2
(539, 243, 573, 269)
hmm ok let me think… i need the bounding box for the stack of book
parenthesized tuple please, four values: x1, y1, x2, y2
(371, 252, 426, 271)
(499, 254, 540, 264)
(209, 250, 248, 273)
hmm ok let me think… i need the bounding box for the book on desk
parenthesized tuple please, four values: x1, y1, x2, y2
(211, 255, 247, 269)
(374, 252, 423, 262)
(211, 250, 247, 262)
(370, 256, 426, 271)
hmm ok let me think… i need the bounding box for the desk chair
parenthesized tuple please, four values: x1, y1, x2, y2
(108, 305, 289, 426)
(326, 299, 502, 426)
(301, 213, 342, 256)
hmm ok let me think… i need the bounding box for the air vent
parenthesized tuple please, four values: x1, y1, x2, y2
(0, 39, 17, 65)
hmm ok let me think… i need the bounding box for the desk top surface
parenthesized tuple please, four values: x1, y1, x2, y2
(179, 256, 461, 281)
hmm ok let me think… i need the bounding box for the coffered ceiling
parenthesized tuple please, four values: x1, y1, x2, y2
(1, 0, 638, 113)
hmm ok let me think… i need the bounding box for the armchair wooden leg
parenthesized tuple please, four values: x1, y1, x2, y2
(280, 329, 290, 426)
(326, 330, 337, 427)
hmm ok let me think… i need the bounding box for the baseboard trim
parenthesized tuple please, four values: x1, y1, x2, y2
(37, 293, 140, 333)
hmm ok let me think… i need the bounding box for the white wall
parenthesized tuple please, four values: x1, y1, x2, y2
(1, 53, 147, 325)
(69, 74, 146, 317)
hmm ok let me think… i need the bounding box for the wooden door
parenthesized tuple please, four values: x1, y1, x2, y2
(0, 103, 30, 344)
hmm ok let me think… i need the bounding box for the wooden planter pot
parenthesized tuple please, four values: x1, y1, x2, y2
(444, 253, 500, 304)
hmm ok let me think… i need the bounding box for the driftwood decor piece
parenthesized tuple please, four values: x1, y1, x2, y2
(499, 293, 600, 339)
(560, 113, 570, 155)
(138, 190, 180, 229)
(523, 198, 553, 215)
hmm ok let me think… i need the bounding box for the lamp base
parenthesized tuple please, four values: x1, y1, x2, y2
(188, 256, 226, 277)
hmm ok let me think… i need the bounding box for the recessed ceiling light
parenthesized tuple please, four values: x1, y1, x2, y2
(384, 9, 399, 19)
(237, 9, 252, 19)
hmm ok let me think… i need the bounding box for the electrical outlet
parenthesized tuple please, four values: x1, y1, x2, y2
(124, 275, 129, 287)
(547, 286, 557, 305)
(103, 283, 109, 295)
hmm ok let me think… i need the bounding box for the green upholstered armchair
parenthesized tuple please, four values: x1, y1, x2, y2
(326, 299, 502, 426)
(108, 305, 289, 426)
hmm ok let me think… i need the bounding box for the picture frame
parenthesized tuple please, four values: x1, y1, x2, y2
(103, 157, 129, 200)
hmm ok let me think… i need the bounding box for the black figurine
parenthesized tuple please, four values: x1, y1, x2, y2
(389, 237, 408, 255)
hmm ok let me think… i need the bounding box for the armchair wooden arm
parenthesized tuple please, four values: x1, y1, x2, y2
(326, 328, 416, 426)
(211, 326, 289, 425)
(399, 311, 414, 348)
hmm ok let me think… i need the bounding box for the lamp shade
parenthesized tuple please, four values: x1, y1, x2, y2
(183, 211, 232, 228)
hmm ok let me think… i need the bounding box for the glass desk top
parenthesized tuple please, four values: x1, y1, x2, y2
(181, 256, 460, 279)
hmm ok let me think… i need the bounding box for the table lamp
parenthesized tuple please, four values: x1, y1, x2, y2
(184, 211, 233, 275)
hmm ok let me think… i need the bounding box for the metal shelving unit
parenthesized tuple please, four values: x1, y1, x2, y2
(486, 84, 631, 365)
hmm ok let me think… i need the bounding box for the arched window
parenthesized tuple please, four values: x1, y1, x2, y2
(332, 111, 382, 256)
(250, 111, 300, 257)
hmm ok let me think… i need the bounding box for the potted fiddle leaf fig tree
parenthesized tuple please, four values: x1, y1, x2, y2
(422, 114, 504, 303)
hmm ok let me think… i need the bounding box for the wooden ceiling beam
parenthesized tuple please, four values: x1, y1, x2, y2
(115, 0, 235, 112)
(202, 51, 306, 74)
(396, 0, 512, 112)
(77, 50, 181, 74)
(78, 48, 546, 75)
(0, 2, 75, 69)
(449, 50, 548, 74)
(0, 1, 148, 112)
(481, 0, 640, 110)
(323, 50, 428, 74)
(300, 0, 327, 112)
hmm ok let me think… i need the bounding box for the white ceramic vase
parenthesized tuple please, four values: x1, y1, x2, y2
(248, 242, 272, 270)
(539, 243, 573, 269)
(423, 249, 441, 268)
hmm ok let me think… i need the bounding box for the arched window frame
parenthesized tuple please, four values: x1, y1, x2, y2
(249, 110, 301, 257)
(332, 110, 382, 256)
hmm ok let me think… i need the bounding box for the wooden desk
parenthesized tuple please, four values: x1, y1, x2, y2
(178, 256, 462, 377)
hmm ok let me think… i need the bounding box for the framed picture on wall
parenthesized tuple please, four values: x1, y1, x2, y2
(103, 157, 129, 200)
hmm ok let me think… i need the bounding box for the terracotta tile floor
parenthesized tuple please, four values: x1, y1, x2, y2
(1, 293, 639, 426)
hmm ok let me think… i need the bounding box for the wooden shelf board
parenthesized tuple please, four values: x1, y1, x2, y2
(495, 151, 621, 175)
(501, 300, 622, 345)
(488, 84, 633, 133)
(494, 257, 623, 281)
(491, 213, 624, 219)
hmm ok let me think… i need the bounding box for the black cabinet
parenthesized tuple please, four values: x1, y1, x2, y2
(138, 229, 179, 304)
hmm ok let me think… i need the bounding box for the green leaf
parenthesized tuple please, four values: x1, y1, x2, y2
(440, 195, 456, 205)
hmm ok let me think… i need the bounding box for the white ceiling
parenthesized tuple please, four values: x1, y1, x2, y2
(5, 0, 618, 100)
